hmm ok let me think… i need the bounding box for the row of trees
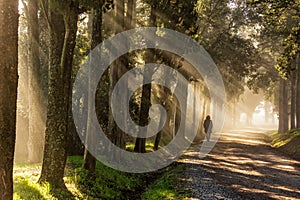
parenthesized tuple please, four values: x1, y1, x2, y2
(1, 0, 299, 199)
(248, 0, 300, 132)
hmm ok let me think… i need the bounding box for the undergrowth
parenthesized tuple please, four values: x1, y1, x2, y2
(270, 129, 300, 159)
(271, 129, 300, 148)
(141, 163, 188, 200)
(13, 156, 143, 199)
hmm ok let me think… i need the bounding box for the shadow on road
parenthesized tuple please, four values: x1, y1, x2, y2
(179, 128, 300, 199)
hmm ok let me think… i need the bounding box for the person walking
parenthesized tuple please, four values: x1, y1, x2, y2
(203, 115, 213, 142)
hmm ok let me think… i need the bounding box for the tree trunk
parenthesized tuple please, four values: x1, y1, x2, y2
(15, 14, 29, 163)
(134, 1, 156, 153)
(39, 3, 78, 188)
(153, 115, 164, 150)
(134, 81, 152, 153)
(108, 0, 127, 150)
(290, 60, 296, 129)
(83, 7, 103, 175)
(174, 99, 181, 136)
(199, 99, 207, 139)
(153, 63, 176, 149)
(27, 0, 45, 164)
(296, 52, 300, 128)
(278, 78, 289, 133)
(0, 0, 19, 199)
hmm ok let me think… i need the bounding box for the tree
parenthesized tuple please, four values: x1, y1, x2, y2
(83, 6, 103, 175)
(249, 0, 300, 129)
(296, 52, 300, 128)
(0, 0, 19, 199)
(27, 0, 45, 163)
(109, 0, 127, 150)
(39, 1, 79, 188)
(290, 60, 296, 129)
(134, 1, 157, 153)
(278, 78, 289, 133)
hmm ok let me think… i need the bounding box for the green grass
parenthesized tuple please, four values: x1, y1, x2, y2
(72, 159, 142, 199)
(13, 143, 187, 199)
(269, 129, 300, 159)
(271, 129, 300, 148)
(126, 141, 157, 152)
(13, 156, 143, 200)
(14, 179, 49, 200)
(141, 164, 188, 200)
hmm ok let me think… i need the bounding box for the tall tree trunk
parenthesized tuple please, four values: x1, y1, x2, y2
(154, 113, 165, 150)
(290, 60, 296, 129)
(153, 67, 172, 150)
(15, 12, 29, 163)
(199, 98, 207, 139)
(27, 0, 45, 163)
(108, 0, 127, 150)
(174, 99, 181, 136)
(296, 52, 300, 128)
(278, 78, 289, 133)
(83, 7, 103, 175)
(134, 81, 152, 153)
(0, 0, 19, 199)
(134, 1, 157, 153)
(39, 3, 78, 188)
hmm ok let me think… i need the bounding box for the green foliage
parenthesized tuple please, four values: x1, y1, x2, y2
(271, 129, 300, 148)
(49, 0, 114, 14)
(249, 0, 300, 79)
(196, 0, 261, 101)
(14, 174, 74, 200)
(270, 129, 300, 159)
(141, 164, 187, 200)
(70, 156, 142, 199)
(276, 22, 300, 78)
(126, 141, 156, 152)
(154, 0, 198, 36)
(14, 179, 48, 200)
(13, 156, 143, 199)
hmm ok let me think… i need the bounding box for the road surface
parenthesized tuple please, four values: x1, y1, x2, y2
(179, 128, 300, 200)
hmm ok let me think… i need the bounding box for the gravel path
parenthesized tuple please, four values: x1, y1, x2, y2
(178, 128, 300, 200)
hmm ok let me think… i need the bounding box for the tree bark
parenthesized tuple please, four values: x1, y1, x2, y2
(278, 78, 289, 133)
(83, 7, 103, 175)
(153, 114, 164, 150)
(134, 1, 156, 153)
(0, 0, 19, 199)
(296, 52, 300, 128)
(39, 2, 78, 188)
(27, 0, 45, 163)
(108, 0, 127, 150)
(290, 60, 296, 129)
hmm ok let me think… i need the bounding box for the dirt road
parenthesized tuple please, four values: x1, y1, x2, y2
(179, 128, 300, 200)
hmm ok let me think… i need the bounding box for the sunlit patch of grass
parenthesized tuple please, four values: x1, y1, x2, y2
(141, 164, 188, 200)
(13, 163, 45, 199)
(13, 177, 55, 200)
(270, 129, 300, 159)
(13, 156, 143, 199)
(13, 156, 190, 199)
(67, 156, 143, 199)
(271, 129, 300, 148)
(126, 141, 157, 152)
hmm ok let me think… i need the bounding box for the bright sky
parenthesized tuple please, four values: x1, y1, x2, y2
(18, 0, 24, 13)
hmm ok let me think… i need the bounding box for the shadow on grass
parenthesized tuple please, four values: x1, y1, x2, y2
(14, 180, 46, 200)
(14, 179, 76, 200)
(49, 186, 76, 200)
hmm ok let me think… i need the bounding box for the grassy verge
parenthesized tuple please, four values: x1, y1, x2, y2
(269, 129, 300, 160)
(13, 156, 143, 199)
(13, 156, 189, 199)
(141, 163, 188, 200)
